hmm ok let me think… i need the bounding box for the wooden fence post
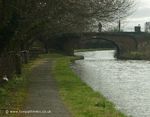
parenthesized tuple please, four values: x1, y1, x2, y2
(15, 54, 22, 75)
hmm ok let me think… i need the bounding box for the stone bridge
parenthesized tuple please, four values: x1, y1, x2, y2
(57, 32, 150, 58)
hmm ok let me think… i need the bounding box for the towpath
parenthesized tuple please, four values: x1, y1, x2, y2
(22, 59, 71, 117)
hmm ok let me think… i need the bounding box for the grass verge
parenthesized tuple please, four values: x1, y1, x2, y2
(51, 53, 127, 117)
(0, 56, 46, 117)
(119, 52, 144, 60)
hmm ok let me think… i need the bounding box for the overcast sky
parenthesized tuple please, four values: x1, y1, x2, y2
(123, 0, 150, 31)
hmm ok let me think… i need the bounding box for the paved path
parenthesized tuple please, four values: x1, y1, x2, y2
(22, 59, 71, 117)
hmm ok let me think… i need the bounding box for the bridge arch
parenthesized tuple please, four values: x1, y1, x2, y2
(46, 32, 150, 58)
(79, 37, 120, 57)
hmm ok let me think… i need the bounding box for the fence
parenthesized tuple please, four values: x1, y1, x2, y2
(0, 50, 43, 83)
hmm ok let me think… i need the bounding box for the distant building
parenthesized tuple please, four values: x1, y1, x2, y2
(145, 22, 150, 32)
(134, 24, 141, 32)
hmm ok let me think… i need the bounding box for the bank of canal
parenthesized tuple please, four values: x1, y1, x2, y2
(51, 53, 127, 117)
(73, 50, 150, 117)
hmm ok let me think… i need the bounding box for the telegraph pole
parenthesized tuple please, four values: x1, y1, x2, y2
(118, 19, 121, 32)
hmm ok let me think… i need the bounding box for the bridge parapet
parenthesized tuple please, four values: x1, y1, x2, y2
(52, 32, 150, 59)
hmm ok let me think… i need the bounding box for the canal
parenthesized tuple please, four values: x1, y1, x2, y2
(73, 50, 150, 117)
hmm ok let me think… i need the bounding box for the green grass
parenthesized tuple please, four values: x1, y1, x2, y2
(119, 51, 146, 60)
(51, 53, 127, 117)
(0, 56, 47, 117)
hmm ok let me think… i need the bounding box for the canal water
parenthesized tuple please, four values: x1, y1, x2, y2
(73, 50, 150, 117)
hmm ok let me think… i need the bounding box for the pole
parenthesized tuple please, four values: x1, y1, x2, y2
(118, 20, 121, 32)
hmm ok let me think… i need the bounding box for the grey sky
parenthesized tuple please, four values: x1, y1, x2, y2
(124, 0, 150, 31)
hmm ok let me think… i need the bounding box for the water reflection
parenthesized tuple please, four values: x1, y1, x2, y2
(73, 50, 150, 117)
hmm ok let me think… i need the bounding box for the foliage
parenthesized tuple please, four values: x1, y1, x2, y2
(0, 0, 134, 54)
(107, 26, 124, 32)
(119, 51, 150, 60)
